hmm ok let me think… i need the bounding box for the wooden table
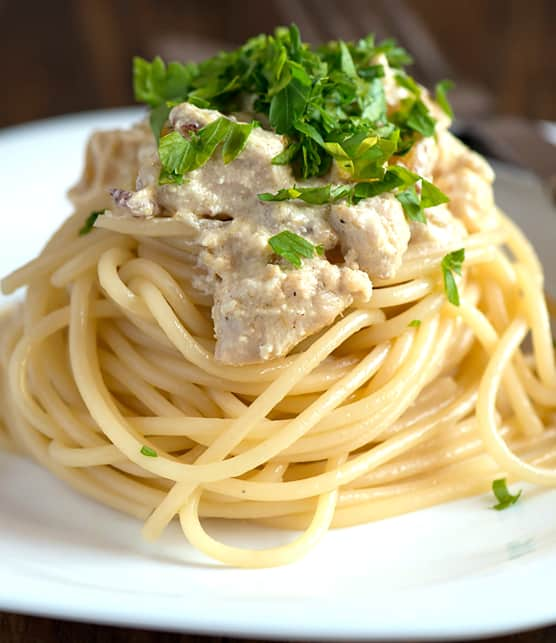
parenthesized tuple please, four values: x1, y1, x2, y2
(0, 0, 554, 128)
(2, 611, 556, 643)
(2, 612, 556, 643)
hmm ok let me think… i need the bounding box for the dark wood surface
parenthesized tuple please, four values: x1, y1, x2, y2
(2, 612, 556, 643)
(0, 0, 554, 128)
(1, 1, 555, 641)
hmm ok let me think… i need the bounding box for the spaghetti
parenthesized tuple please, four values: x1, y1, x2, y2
(1, 30, 556, 568)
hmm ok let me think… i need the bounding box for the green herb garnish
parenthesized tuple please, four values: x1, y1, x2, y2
(391, 71, 437, 149)
(396, 174, 449, 223)
(158, 117, 258, 184)
(491, 478, 522, 511)
(133, 26, 440, 184)
(140, 445, 158, 457)
(79, 210, 105, 236)
(441, 248, 465, 306)
(435, 80, 455, 119)
(408, 319, 421, 328)
(259, 165, 448, 215)
(396, 187, 425, 223)
(268, 230, 324, 268)
(421, 177, 450, 208)
(259, 184, 351, 205)
(405, 100, 436, 137)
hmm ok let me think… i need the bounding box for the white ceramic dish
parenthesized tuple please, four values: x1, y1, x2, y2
(1, 110, 556, 640)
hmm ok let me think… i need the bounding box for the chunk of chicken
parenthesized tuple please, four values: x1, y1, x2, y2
(435, 169, 496, 232)
(434, 130, 497, 232)
(213, 261, 372, 364)
(159, 103, 294, 221)
(435, 130, 494, 183)
(395, 136, 439, 181)
(329, 193, 410, 280)
(409, 204, 467, 250)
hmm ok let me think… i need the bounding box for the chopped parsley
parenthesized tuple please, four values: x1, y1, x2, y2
(259, 184, 351, 205)
(405, 100, 436, 137)
(268, 230, 324, 268)
(435, 80, 455, 119)
(491, 478, 522, 511)
(133, 26, 445, 186)
(259, 166, 448, 216)
(79, 210, 105, 236)
(158, 118, 258, 184)
(408, 319, 421, 328)
(441, 248, 465, 306)
(396, 175, 449, 223)
(396, 187, 425, 223)
(421, 177, 450, 208)
(140, 445, 158, 458)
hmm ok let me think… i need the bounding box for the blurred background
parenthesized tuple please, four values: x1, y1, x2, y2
(0, 0, 554, 186)
(0, 0, 554, 128)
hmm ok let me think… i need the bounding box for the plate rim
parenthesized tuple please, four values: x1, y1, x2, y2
(1, 109, 556, 641)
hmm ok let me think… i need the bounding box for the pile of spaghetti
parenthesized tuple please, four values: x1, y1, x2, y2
(1, 28, 555, 567)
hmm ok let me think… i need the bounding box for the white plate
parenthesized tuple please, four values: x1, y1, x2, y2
(1, 110, 556, 640)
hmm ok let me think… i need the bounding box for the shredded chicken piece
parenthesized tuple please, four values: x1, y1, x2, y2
(213, 261, 371, 364)
(330, 194, 410, 280)
(434, 130, 497, 231)
(396, 136, 439, 181)
(409, 204, 467, 250)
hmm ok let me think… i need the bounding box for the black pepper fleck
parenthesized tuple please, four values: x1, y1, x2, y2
(180, 122, 201, 136)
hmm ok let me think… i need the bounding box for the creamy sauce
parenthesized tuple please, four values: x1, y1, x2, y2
(71, 76, 495, 365)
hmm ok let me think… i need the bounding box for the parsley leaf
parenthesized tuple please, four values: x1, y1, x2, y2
(352, 171, 405, 202)
(395, 72, 420, 95)
(396, 187, 425, 223)
(323, 129, 398, 180)
(360, 77, 387, 123)
(259, 184, 350, 205)
(133, 56, 196, 108)
(408, 319, 421, 328)
(375, 38, 413, 68)
(268, 230, 323, 267)
(222, 121, 258, 163)
(79, 210, 105, 236)
(158, 117, 258, 184)
(441, 248, 465, 306)
(350, 165, 411, 203)
(392, 170, 448, 223)
(271, 142, 302, 165)
(258, 166, 447, 213)
(258, 165, 414, 206)
(269, 64, 312, 134)
(358, 64, 385, 80)
(406, 100, 436, 137)
(435, 79, 455, 119)
(149, 103, 171, 143)
(391, 71, 437, 141)
(491, 478, 522, 511)
(421, 178, 450, 208)
(140, 445, 158, 457)
(339, 41, 357, 79)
